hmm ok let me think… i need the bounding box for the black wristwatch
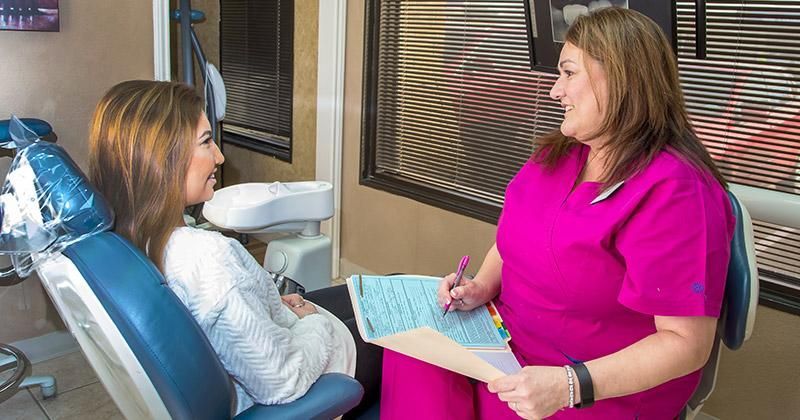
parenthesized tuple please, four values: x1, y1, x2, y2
(571, 362, 595, 409)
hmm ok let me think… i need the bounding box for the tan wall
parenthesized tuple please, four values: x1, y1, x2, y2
(0, 1, 154, 343)
(702, 306, 800, 418)
(188, 0, 319, 186)
(340, 1, 800, 418)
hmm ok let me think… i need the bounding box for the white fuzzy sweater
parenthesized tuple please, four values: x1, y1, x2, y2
(162, 227, 355, 414)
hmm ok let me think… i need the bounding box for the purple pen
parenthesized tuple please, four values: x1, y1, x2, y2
(442, 255, 470, 317)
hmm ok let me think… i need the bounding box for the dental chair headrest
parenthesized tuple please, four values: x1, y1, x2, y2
(0, 117, 113, 278)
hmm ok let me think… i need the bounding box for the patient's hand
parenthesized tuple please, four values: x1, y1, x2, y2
(282, 294, 319, 318)
(281, 294, 303, 306)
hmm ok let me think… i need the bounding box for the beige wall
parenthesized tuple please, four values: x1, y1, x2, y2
(340, 1, 800, 418)
(0, 1, 154, 343)
(702, 306, 800, 418)
(188, 0, 319, 186)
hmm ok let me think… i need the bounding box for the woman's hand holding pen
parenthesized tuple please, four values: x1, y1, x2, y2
(488, 366, 572, 420)
(439, 243, 503, 312)
(437, 273, 494, 312)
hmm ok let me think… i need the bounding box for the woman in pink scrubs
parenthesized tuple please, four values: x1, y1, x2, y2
(380, 7, 734, 420)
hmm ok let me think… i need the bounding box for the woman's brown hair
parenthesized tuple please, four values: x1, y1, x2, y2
(88, 80, 204, 271)
(534, 7, 726, 188)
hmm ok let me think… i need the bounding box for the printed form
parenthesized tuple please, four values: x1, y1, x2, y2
(353, 275, 506, 348)
(348, 274, 523, 379)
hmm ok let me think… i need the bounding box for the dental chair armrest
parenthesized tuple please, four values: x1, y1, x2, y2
(233, 373, 364, 420)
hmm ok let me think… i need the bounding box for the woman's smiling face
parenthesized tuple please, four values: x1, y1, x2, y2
(184, 113, 224, 206)
(549, 42, 609, 146)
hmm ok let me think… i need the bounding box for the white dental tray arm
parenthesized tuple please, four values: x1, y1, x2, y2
(202, 181, 335, 293)
(203, 181, 333, 236)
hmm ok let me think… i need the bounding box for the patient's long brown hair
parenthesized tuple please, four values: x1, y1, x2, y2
(88, 80, 203, 271)
(534, 7, 726, 188)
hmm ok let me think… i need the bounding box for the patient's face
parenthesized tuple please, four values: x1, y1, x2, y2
(185, 114, 224, 206)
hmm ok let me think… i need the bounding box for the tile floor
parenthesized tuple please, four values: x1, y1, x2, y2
(2, 351, 122, 420)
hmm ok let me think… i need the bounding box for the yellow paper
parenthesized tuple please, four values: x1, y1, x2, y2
(374, 327, 506, 382)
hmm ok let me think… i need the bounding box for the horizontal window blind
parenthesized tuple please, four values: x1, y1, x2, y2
(676, 1, 800, 301)
(364, 1, 559, 219)
(363, 1, 800, 310)
(220, 0, 293, 160)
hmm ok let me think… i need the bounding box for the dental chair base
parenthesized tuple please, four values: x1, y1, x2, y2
(17, 374, 56, 399)
(0, 345, 56, 403)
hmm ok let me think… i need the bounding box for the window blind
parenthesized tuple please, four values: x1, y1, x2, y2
(363, 1, 559, 219)
(220, 0, 294, 160)
(362, 0, 800, 311)
(676, 1, 800, 306)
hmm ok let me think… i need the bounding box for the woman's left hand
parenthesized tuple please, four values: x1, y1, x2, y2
(281, 293, 318, 318)
(488, 366, 569, 420)
(281, 293, 305, 307)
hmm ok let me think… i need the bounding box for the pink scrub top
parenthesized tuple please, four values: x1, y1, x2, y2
(495, 144, 734, 418)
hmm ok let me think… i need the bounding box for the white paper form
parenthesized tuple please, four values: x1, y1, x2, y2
(353, 275, 506, 348)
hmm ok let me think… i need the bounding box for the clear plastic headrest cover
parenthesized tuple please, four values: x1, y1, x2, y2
(0, 116, 114, 278)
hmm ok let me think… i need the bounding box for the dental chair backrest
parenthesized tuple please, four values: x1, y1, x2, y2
(4, 132, 363, 419)
(54, 233, 234, 419)
(0, 134, 233, 418)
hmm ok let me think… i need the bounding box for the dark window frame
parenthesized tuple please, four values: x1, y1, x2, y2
(761, 273, 800, 315)
(360, 0, 800, 315)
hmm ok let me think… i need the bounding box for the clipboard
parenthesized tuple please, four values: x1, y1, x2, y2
(346, 274, 522, 382)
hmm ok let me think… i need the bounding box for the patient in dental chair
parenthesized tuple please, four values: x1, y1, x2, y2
(86, 80, 361, 415)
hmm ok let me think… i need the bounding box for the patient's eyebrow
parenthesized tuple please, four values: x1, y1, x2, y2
(558, 58, 576, 69)
(198, 130, 212, 140)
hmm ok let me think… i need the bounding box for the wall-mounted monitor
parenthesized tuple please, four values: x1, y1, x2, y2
(523, 1, 675, 73)
(0, 0, 59, 32)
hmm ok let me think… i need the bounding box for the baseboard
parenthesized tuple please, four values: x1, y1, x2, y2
(10, 330, 79, 364)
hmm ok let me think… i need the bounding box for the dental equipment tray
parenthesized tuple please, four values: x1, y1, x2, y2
(202, 181, 333, 232)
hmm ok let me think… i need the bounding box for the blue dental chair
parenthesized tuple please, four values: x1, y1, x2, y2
(683, 191, 759, 419)
(1, 130, 363, 418)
